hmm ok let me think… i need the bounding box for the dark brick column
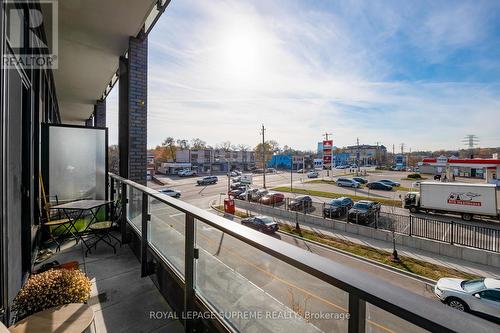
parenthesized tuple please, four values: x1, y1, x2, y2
(94, 99, 106, 128)
(118, 31, 147, 185)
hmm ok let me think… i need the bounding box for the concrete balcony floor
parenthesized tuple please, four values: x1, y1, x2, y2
(34, 237, 183, 333)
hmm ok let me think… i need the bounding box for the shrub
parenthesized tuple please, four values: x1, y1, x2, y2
(12, 268, 92, 319)
(407, 173, 422, 179)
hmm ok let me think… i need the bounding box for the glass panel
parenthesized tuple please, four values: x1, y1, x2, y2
(195, 219, 348, 333)
(148, 197, 185, 275)
(48, 126, 106, 201)
(127, 185, 142, 232)
(365, 302, 429, 333)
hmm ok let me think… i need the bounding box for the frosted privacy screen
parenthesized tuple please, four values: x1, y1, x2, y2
(42, 124, 107, 201)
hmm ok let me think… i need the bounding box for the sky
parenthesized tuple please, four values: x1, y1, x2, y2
(106, 0, 500, 152)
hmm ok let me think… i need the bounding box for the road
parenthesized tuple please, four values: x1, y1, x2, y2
(142, 173, 499, 332)
(135, 201, 432, 333)
(153, 170, 500, 227)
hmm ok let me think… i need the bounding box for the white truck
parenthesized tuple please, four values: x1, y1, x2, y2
(403, 182, 499, 221)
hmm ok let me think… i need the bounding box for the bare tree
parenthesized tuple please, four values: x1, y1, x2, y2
(216, 141, 232, 152)
(176, 139, 190, 150)
(236, 144, 250, 152)
(191, 138, 207, 150)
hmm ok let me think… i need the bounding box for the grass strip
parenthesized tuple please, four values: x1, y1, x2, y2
(272, 186, 401, 207)
(279, 223, 479, 281)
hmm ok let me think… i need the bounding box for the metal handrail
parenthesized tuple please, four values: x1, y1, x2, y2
(109, 173, 498, 333)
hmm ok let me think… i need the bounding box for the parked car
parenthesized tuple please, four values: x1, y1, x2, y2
(259, 193, 285, 205)
(379, 179, 401, 187)
(289, 196, 313, 211)
(434, 277, 500, 319)
(348, 200, 380, 224)
(179, 169, 197, 177)
(229, 171, 239, 177)
(251, 189, 269, 202)
(307, 171, 319, 178)
(177, 169, 188, 176)
(232, 176, 241, 182)
(335, 165, 348, 169)
(323, 197, 354, 218)
(366, 181, 393, 191)
(336, 178, 360, 188)
(229, 187, 246, 197)
(197, 176, 218, 185)
(241, 216, 279, 233)
(352, 177, 368, 184)
(297, 169, 305, 173)
(158, 188, 181, 198)
(230, 182, 243, 190)
(237, 188, 258, 200)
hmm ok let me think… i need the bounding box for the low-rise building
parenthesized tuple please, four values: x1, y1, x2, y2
(175, 149, 255, 173)
(420, 156, 500, 182)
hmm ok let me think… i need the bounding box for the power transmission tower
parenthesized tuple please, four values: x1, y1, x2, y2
(261, 124, 266, 188)
(462, 134, 479, 158)
(323, 132, 332, 141)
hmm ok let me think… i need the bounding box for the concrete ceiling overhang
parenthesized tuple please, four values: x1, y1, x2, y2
(48, 0, 157, 123)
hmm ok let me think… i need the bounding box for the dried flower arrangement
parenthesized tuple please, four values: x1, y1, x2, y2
(12, 268, 92, 319)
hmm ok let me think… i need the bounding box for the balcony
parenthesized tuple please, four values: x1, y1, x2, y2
(104, 172, 498, 333)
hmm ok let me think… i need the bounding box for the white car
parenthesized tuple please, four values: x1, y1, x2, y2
(336, 178, 360, 188)
(158, 188, 181, 198)
(434, 277, 500, 319)
(307, 171, 319, 178)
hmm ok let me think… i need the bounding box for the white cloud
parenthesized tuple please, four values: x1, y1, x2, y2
(106, 0, 500, 151)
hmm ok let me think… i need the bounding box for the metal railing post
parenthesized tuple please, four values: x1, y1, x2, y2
(409, 215, 412, 236)
(348, 294, 366, 333)
(121, 182, 130, 244)
(109, 178, 115, 220)
(450, 222, 454, 245)
(141, 192, 152, 277)
(185, 214, 197, 333)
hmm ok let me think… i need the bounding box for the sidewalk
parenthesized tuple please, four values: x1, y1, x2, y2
(242, 207, 500, 279)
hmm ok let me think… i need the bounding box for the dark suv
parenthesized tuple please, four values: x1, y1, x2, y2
(347, 200, 381, 224)
(288, 196, 313, 211)
(197, 176, 218, 186)
(323, 197, 354, 218)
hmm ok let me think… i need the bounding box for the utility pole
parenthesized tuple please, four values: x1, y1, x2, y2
(261, 124, 266, 188)
(356, 137, 360, 173)
(323, 132, 332, 141)
(392, 144, 395, 165)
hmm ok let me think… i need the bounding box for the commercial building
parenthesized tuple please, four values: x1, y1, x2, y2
(344, 144, 387, 166)
(267, 154, 315, 170)
(420, 156, 500, 183)
(174, 149, 255, 173)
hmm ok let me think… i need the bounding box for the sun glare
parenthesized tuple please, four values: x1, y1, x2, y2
(216, 24, 266, 82)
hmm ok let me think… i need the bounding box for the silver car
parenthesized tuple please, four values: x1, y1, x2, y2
(336, 178, 360, 188)
(434, 277, 500, 318)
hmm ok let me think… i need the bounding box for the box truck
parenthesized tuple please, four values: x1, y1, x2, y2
(403, 182, 499, 221)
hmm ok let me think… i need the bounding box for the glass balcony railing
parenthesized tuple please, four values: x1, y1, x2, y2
(108, 173, 498, 333)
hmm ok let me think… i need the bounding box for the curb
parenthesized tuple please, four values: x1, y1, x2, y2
(210, 203, 436, 286)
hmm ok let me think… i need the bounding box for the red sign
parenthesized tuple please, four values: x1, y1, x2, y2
(447, 199, 482, 206)
(323, 140, 333, 167)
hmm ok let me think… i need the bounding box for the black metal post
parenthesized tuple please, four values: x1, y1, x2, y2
(141, 192, 151, 277)
(185, 214, 196, 333)
(348, 294, 366, 333)
(121, 182, 130, 244)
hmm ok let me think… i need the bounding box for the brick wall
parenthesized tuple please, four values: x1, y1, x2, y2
(128, 32, 148, 185)
(94, 99, 106, 128)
